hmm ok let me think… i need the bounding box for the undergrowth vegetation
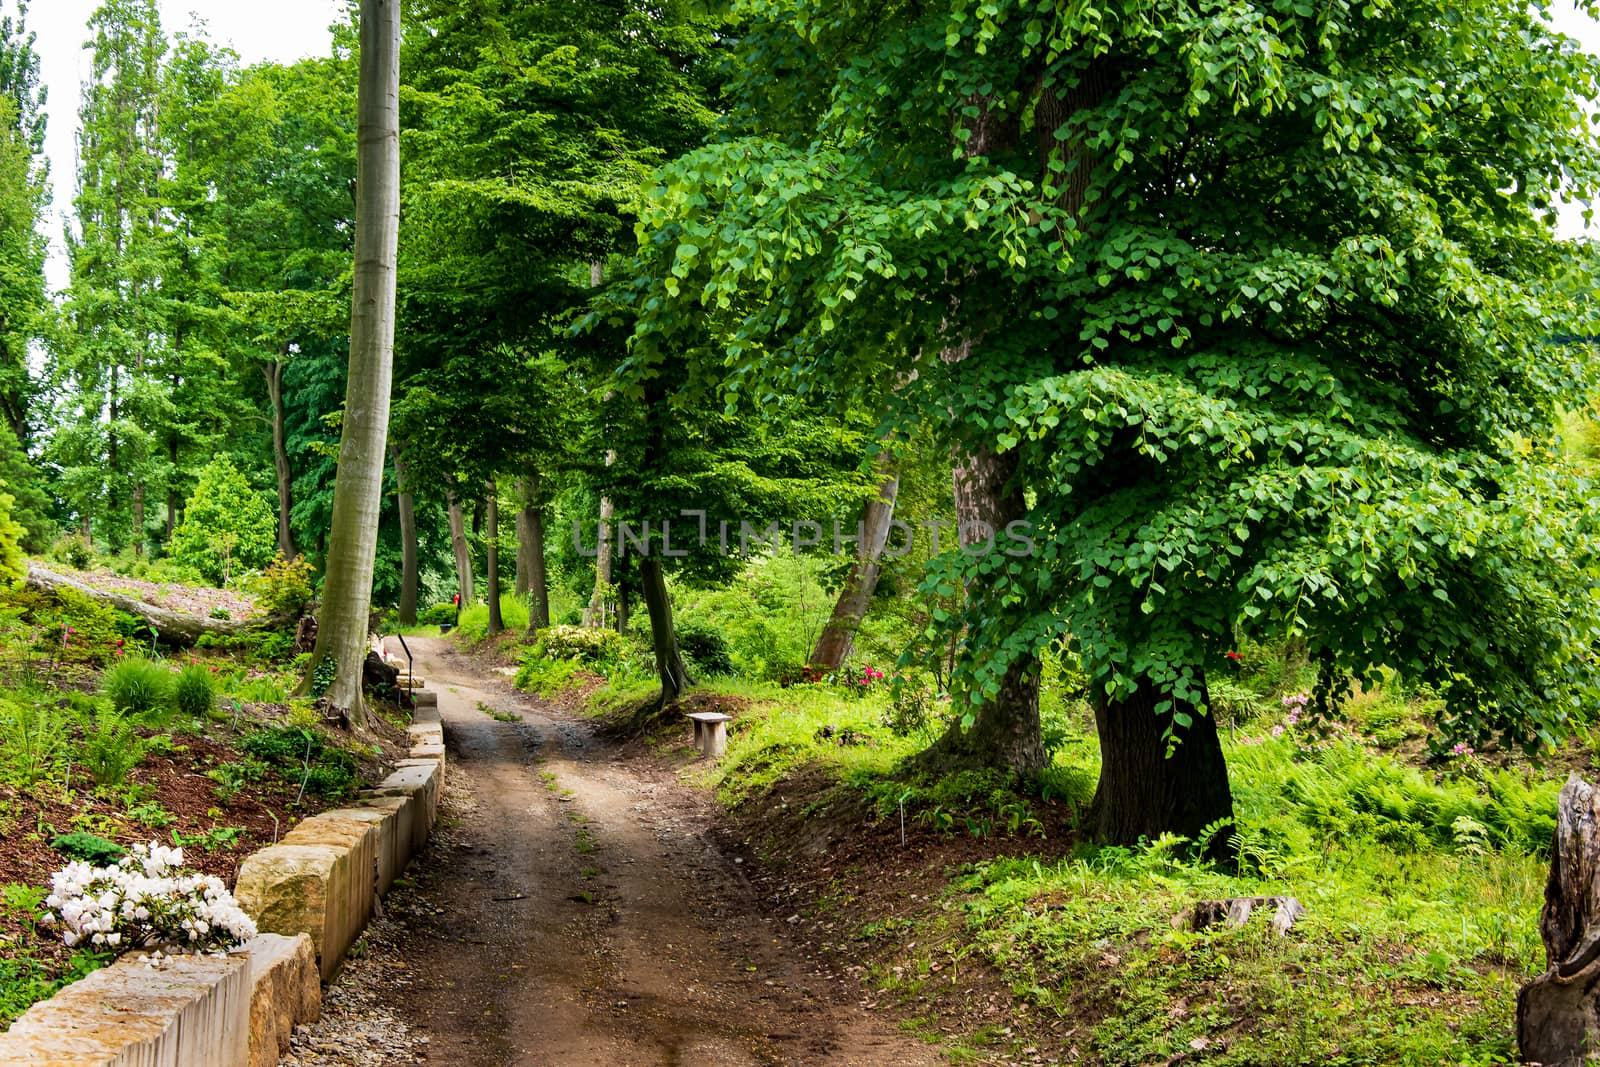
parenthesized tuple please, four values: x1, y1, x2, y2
(487, 548, 1579, 1063)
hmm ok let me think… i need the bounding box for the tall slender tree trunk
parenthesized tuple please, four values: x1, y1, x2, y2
(446, 483, 474, 606)
(515, 496, 531, 597)
(810, 454, 899, 670)
(264, 354, 295, 559)
(639, 557, 691, 708)
(392, 446, 418, 626)
(485, 477, 503, 636)
(301, 0, 401, 724)
(165, 428, 178, 544)
(615, 580, 629, 635)
(582, 494, 614, 628)
(520, 473, 550, 634)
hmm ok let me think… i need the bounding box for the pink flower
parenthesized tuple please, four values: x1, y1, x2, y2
(1270, 724, 1285, 738)
(1451, 743, 1474, 757)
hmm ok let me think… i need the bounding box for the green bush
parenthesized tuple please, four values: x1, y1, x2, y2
(0, 487, 24, 587)
(1, 585, 122, 665)
(102, 657, 174, 722)
(677, 619, 734, 676)
(168, 458, 276, 586)
(419, 602, 457, 626)
(50, 831, 125, 866)
(172, 663, 217, 719)
(253, 555, 315, 617)
(515, 656, 585, 697)
(48, 533, 94, 571)
(533, 624, 623, 665)
(241, 726, 358, 799)
(79, 705, 148, 787)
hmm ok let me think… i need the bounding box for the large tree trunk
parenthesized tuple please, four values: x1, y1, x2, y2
(301, 0, 401, 725)
(1518, 775, 1600, 1067)
(392, 446, 417, 626)
(445, 482, 474, 606)
(582, 493, 614, 628)
(520, 473, 550, 633)
(810, 454, 898, 671)
(485, 477, 503, 636)
(639, 557, 691, 708)
(1086, 678, 1235, 861)
(265, 355, 295, 559)
(917, 442, 1046, 775)
(27, 563, 283, 645)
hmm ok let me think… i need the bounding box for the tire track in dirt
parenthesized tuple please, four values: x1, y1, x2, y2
(366, 637, 940, 1067)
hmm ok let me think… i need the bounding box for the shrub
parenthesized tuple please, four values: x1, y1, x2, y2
(0, 487, 24, 587)
(42, 842, 257, 952)
(3, 585, 122, 665)
(168, 459, 276, 586)
(533, 624, 623, 665)
(241, 726, 358, 799)
(48, 533, 94, 571)
(419, 602, 457, 626)
(102, 657, 174, 722)
(49, 832, 125, 866)
(79, 705, 148, 787)
(677, 620, 734, 676)
(254, 555, 315, 617)
(515, 656, 584, 697)
(172, 664, 216, 719)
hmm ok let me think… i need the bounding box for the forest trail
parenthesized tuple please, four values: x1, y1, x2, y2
(342, 636, 940, 1067)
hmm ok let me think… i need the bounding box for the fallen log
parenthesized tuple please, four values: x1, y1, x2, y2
(25, 562, 291, 647)
(1518, 774, 1600, 1067)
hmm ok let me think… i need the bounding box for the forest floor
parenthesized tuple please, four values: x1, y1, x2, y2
(294, 636, 941, 1067)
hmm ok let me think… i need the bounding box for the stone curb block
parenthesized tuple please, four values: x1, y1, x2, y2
(0, 690, 445, 1066)
(246, 933, 319, 1067)
(234, 839, 371, 983)
(0, 950, 251, 1066)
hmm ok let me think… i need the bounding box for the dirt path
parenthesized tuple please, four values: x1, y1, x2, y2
(336, 637, 940, 1067)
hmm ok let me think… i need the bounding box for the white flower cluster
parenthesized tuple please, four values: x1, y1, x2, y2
(40, 842, 257, 954)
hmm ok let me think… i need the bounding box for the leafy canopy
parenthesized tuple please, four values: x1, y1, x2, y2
(612, 0, 1600, 754)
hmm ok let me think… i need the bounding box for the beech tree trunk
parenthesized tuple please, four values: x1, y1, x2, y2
(520, 474, 550, 633)
(485, 478, 503, 636)
(1086, 678, 1236, 861)
(301, 0, 401, 724)
(639, 557, 691, 707)
(582, 493, 614, 628)
(615, 580, 629, 635)
(392, 446, 417, 626)
(810, 454, 899, 671)
(515, 489, 531, 597)
(264, 355, 296, 559)
(1519, 774, 1600, 1067)
(446, 483, 474, 607)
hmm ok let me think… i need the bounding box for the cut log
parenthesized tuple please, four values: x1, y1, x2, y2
(1519, 774, 1600, 1067)
(25, 563, 291, 647)
(1185, 896, 1304, 936)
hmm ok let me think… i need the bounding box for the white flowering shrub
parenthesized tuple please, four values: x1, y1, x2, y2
(41, 842, 257, 954)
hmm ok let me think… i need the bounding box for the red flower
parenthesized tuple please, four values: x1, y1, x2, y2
(1224, 651, 1243, 661)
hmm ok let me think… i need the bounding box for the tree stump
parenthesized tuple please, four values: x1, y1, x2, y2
(1519, 774, 1600, 1066)
(1186, 896, 1304, 936)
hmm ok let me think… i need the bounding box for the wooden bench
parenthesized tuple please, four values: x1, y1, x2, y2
(687, 711, 733, 758)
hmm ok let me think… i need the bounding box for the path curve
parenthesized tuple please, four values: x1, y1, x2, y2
(307, 636, 940, 1066)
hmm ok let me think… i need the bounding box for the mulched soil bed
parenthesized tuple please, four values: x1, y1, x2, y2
(0, 701, 408, 1025)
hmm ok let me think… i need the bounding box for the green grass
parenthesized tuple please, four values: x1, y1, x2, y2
(619, 668, 1561, 1065)
(454, 596, 531, 641)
